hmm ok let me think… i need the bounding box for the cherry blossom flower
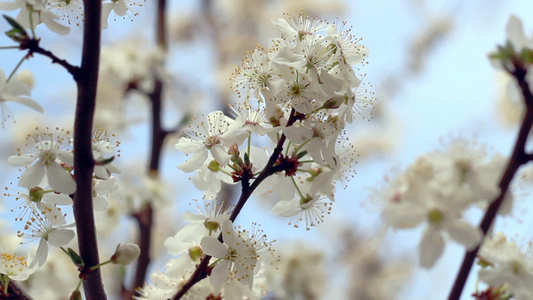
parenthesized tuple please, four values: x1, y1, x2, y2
(165, 199, 230, 256)
(478, 233, 533, 300)
(0, 68, 43, 127)
(201, 221, 265, 291)
(0, 249, 37, 281)
(17, 205, 75, 267)
(0, 0, 69, 35)
(176, 111, 246, 173)
(272, 194, 332, 230)
(8, 129, 76, 195)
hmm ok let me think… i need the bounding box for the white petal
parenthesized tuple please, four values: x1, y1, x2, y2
(93, 195, 110, 212)
(46, 162, 76, 194)
(200, 236, 228, 258)
(30, 238, 48, 267)
(221, 220, 238, 248)
(446, 219, 482, 250)
(178, 150, 208, 173)
(47, 228, 75, 246)
(8, 154, 37, 167)
(210, 144, 230, 165)
(9, 96, 43, 113)
(272, 200, 299, 217)
(419, 226, 445, 268)
(95, 177, 118, 194)
(18, 162, 45, 188)
(210, 260, 230, 292)
(43, 193, 73, 205)
(175, 137, 202, 154)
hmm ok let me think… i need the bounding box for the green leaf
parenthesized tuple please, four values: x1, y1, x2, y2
(67, 248, 84, 268)
(3, 14, 29, 42)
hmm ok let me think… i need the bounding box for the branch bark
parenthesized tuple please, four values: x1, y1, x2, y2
(72, 0, 105, 299)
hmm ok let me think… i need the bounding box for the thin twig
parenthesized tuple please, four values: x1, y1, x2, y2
(447, 60, 533, 300)
(22, 38, 80, 79)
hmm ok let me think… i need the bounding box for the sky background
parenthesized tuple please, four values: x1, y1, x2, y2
(1, 1, 533, 299)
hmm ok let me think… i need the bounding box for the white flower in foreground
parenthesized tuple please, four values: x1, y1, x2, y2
(272, 194, 332, 230)
(0, 69, 43, 127)
(101, 0, 144, 29)
(478, 233, 533, 300)
(201, 221, 269, 292)
(165, 199, 230, 255)
(8, 129, 76, 195)
(0, 0, 69, 35)
(17, 206, 75, 267)
(176, 111, 245, 172)
(0, 249, 37, 281)
(111, 243, 140, 265)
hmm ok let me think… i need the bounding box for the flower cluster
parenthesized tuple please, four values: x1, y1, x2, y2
(377, 138, 509, 268)
(177, 12, 367, 228)
(138, 218, 274, 299)
(3, 127, 121, 268)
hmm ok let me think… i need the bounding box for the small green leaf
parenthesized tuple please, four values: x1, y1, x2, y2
(3, 14, 29, 42)
(67, 248, 84, 268)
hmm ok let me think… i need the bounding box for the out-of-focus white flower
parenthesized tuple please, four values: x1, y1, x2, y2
(478, 233, 533, 300)
(8, 128, 76, 195)
(0, 248, 37, 281)
(0, 69, 43, 127)
(505, 15, 533, 53)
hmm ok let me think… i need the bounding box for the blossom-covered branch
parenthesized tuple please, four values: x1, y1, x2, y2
(448, 40, 533, 300)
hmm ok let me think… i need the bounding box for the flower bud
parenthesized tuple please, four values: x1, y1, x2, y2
(111, 243, 140, 265)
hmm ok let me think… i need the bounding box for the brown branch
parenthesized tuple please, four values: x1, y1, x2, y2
(171, 110, 299, 300)
(130, 0, 168, 297)
(72, 0, 105, 299)
(22, 38, 80, 79)
(448, 60, 533, 300)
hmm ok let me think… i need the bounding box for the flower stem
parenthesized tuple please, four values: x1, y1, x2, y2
(6, 55, 27, 82)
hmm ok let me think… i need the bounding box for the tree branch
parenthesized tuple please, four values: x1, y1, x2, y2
(130, 0, 168, 297)
(22, 38, 80, 79)
(72, 0, 105, 299)
(448, 60, 533, 300)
